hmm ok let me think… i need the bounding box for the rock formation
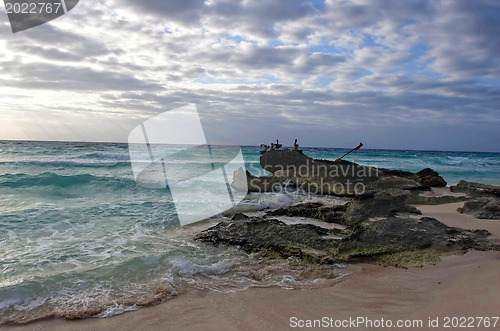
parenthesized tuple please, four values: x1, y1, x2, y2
(196, 215, 499, 268)
(451, 181, 500, 219)
(231, 150, 447, 197)
(196, 150, 500, 269)
(451, 180, 500, 197)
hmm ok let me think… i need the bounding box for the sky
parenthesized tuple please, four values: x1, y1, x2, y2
(0, 0, 499, 152)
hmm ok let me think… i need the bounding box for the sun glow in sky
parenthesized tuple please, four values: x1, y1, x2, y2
(0, 0, 499, 151)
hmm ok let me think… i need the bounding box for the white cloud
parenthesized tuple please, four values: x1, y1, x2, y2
(0, 0, 499, 151)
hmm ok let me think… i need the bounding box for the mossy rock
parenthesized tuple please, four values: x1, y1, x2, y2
(195, 216, 500, 268)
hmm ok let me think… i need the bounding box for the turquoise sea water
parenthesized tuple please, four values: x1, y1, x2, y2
(0, 141, 499, 323)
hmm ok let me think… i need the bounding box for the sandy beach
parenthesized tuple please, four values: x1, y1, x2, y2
(3, 190, 500, 331)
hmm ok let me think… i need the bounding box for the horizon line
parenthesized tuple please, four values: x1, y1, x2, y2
(1, 138, 499, 154)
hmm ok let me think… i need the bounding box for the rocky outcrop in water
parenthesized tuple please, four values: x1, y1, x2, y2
(231, 150, 446, 197)
(415, 168, 447, 187)
(198, 151, 500, 269)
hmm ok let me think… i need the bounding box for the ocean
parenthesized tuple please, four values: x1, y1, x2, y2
(1, 141, 499, 324)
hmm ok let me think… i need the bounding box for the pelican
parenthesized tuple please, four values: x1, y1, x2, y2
(275, 139, 282, 150)
(293, 139, 299, 150)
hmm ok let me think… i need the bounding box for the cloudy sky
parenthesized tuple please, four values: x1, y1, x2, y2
(0, 0, 499, 151)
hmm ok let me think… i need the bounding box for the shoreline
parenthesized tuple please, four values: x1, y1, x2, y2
(4, 193, 500, 331)
(4, 251, 499, 331)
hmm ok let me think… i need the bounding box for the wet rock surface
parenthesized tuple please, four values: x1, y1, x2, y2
(451, 181, 500, 219)
(195, 214, 499, 268)
(266, 188, 421, 227)
(232, 150, 447, 196)
(200, 151, 500, 268)
(195, 217, 344, 264)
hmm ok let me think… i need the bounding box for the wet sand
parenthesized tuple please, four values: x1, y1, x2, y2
(4, 191, 500, 331)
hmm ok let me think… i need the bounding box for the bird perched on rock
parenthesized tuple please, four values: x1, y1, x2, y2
(275, 139, 282, 150)
(293, 139, 299, 150)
